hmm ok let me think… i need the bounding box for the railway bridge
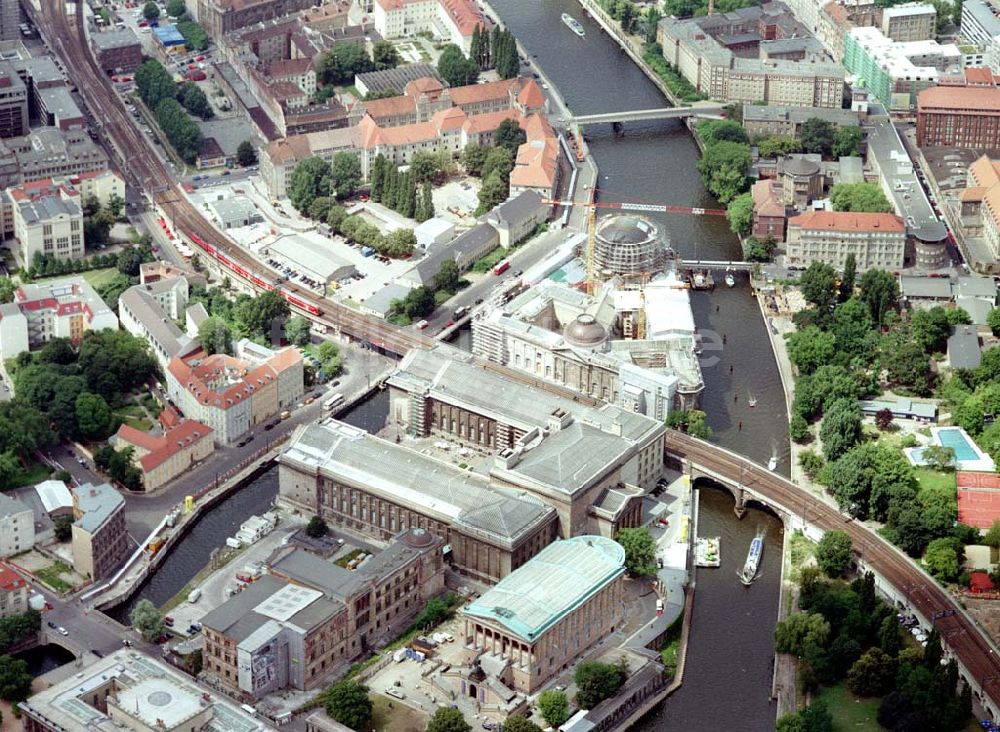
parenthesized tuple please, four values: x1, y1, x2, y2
(667, 429, 1000, 719)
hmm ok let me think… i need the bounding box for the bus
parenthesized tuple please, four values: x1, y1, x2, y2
(493, 260, 511, 276)
(323, 394, 345, 411)
(453, 306, 469, 319)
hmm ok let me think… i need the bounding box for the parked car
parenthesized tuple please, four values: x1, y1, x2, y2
(47, 621, 57, 629)
(58, 626, 68, 636)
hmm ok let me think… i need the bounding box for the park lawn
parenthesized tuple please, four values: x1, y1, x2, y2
(35, 561, 75, 593)
(788, 530, 815, 583)
(13, 460, 53, 488)
(915, 468, 956, 496)
(371, 694, 427, 732)
(81, 268, 120, 289)
(813, 683, 882, 732)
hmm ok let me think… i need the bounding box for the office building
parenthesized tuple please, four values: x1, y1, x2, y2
(20, 649, 269, 732)
(962, 0, 1000, 46)
(916, 83, 1000, 148)
(372, 0, 485, 53)
(279, 420, 558, 583)
(0, 493, 33, 557)
(657, 3, 845, 108)
(90, 28, 143, 73)
(203, 530, 445, 700)
(0, 61, 27, 138)
(842, 26, 962, 111)
(71, 482, 129, 580)
(0, 0, 18, 42)
(3, 178, 84, 263)
(0, 277, 118, 360)
(3, 127, 110, 182)
(785, 210, 907, 271)
(198, 0, 315, 39)
(742, 104, 860, 139)
(881, 2, 936, 42)
(165, 345, 303, 444)
(751, 178, 787, 241)
(460, 535, 626, 694)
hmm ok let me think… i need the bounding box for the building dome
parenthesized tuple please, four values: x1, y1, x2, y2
(593, 214, 667, 277)
(402, 527, 435, 548)
(783, 156, 820, 177)
(563, 314, 607, 349)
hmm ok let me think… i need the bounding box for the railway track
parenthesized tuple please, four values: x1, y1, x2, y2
(669, 430, 1000, 710)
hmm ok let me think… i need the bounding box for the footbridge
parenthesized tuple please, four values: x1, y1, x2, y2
(681, 260, 754, 272)
(667, 429, 1000, 717)
(571, 103, 727, 126)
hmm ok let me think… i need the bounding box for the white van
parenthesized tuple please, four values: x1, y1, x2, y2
(323, 393, 345, 411)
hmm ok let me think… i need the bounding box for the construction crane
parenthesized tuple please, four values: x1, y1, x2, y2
(544, 197, 728, 295)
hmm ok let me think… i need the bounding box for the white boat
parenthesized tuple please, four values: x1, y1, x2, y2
(748, 392, 757, 408)
(562, 13, 586, 36)
(739, 531, 765, 586)
(767, 455, 777, 471)
(725, 272, 735, 287)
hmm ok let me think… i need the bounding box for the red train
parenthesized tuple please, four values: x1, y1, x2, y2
(188, 233, 323, 317)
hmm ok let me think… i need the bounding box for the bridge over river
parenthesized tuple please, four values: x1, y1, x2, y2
(571, 102, 727, 126)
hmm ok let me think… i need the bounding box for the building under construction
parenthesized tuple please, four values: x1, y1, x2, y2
(592, 214, 671, 279)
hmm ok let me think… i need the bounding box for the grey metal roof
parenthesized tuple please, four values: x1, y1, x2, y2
(955, 276, 997, 300)
(488, 190, 546, 228)
(16, 192, 79, 224)
(948, 325, 983, 369)
(38, 86, 81, 121)
(268, 546, 362, 603)
(354, 64, 441, 95)
(744, 104, 860, 128)
(201, 575, 286, 640)
(90, 28, 141, 50)
(859, 398, 937, 420)
(0, 492, 30, 519)
(900, 275, 952, 299)
(73, 482, 123, 534)
(280, 421, 555, 547)
(120, 285, 194, 360)
(362, 282, 410, 317)
(404, 223, 499, 285)
(867, 120, 947, 243)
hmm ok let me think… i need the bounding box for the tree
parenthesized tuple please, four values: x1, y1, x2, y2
(726, 191, 753, 237)
(372, 40, 401, 70)
(800, 117, 836, 156)
(985, 519, 1000, 548)
(616, 527, 657, 576)
(921, 444, 955, 472)
(923, 537, 962, 582)
(859, 268, 898, 325)
(306, 515, 329, 538)
(240, 290, 289, 336)
(106, 193, 125, 220)
(537, 690, 570, 728)
(385, 228, 417, 257)
(324, 680, 372, 731)
(130, 599, 165, 642)
(437, 44, 479, 87)
(987, 305, 1000, 338)
(800, 261, 838, 317)
(167, 0, 186, 15)
(179, 82, 213, 119)
(574, 660, 627, 709)
(476, 169, 509, 215)
(419, 180, 435, 222)
(318, 43, 373, 85)
(790, 413, 810, 442)
(846, 648, 896, 696)
(830, 182, 893, 213)
(433, 260, 461, 294)
(776, 701, 833, 732)
(75, 392, 112, 439)
(910, 306, 952, 354)
(838, 253, 856, 303)
(0, 279, 14, 305)
(819, 398, 862, 461)
(175, 18, 208, 50)
(482, 146, 514, 182)
(775, 612, 830, 656)
(426, 707, 471, 732)
(135, 59, 177, 110)
(874, 408, 893, 431)
(816, 530, 852, 577)
(462, 143, 490, 176)
(494, 119, 526, 153)
(289, 157, 333, 212)
(829, 442, 916, 522)
(785, 326, 836, 375)
(832, 126, 863, 157)
(331, 152, 362, 199)
(143, 1, 160, 19)
(697, 139, 751, 203)
(755, 136, 800, 159)
(696, 119, 748, 145)
(284, 316, 311, 347)
(53, 515, 73, 541)
(116, 246, 145, 277)
(198, 316, 233, 355)
(882, 327, 932, 394)
(237, 140, 257, 167)
(0, 656, 31, 703)
(502, 717, 541, 732)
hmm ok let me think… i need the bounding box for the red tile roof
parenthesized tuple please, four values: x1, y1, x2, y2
(116, 420, 214, 473)
(970, 571, 996, 593)
(788, 210, 905, 233)
(436, 0, 485, 36)
(918, 85, 1000, 113)
(0, 563, 26, 593)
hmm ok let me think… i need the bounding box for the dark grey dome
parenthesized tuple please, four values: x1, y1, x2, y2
(563, 314, 607, 348)
(402, 527, 435, 548)
(783, 157, 820, 176)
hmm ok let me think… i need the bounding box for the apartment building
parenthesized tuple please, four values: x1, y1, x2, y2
(959, 155, 1000, 264)
(462, 535, 626, 694)
(1, 127, 110, 183)
(881, 2, 936, 41)
(4, 179, 84, 263)
(917, 83, 1000, 148)
(202, 530, 446, 700)
(0, 61, 28, 138)
(742, 104, 860, 139)
(197, 0, 315, 39)
(71, 482, 129, 580)
(656, 3, 845, 108)
(0, 277, 118, 360)
(118, 277, 198, 369)
(165, 345, 303, 444)
(91, 28, 143, 73)
(962, 0, 1000, 46)
(372, 0, 484, 53)
(843, 26, 962, 111)
(0, 493, 33, 557)
(114, 418, 214, 491)
(0, 563, 28, 618)
(785, 210, 906, 271)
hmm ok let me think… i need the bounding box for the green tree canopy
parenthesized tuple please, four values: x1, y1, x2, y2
(537, 690, 570, 728)
(846, 647, 897, 697)
(726, 191, 753, 237)
(502, 717, 542, 732)
(832, 126, 863, 157)
(289, 157, 333, 212)
(130, 599, 165, 642)
(166, 0, 186, 15)
(318, 43, 374, 84)
(372, 40, 401, 70)
(800, 117, 835, 156)
(426, 707, 471, 732)
(198, 316, 233, 355)
(819, 398, 863, 461)
(786, 326, 836, 375)
(923, 537, 962, 582)
(756, 136, 800, 159)
(815, 530, 852, 577)
(830, 183, 893, 213)
(143, 2, 160, 19)
(616, 527, 657, 576)
(306, 515, 329, 538)
(574, 660, 627, 709)
(331, 152, 362, 199)
(858, 268, 898, 324)
(437, 44, 479, 87)
(237, 140, 258, 167)
(0, 656, 32, 702)
(775, 612, 830, 657)
(697, 139, 751, 203)
(284, 315, 311, 347)
(494, 118, 527, 153)
(323, 680, 372, 731)
(799, 261, 838, 317)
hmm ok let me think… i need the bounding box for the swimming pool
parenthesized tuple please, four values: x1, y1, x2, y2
(937, 427, 981, 462)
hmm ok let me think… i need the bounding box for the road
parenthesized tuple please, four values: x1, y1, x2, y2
(668, 430, 1000, 714)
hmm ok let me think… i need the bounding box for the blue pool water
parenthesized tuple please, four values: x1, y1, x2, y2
(937, 428, 980, 461)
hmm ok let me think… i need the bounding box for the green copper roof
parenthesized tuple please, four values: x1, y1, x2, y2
(462, 536, 625, 642)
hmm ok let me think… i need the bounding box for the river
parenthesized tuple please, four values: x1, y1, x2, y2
(478, 0, 788, 727)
